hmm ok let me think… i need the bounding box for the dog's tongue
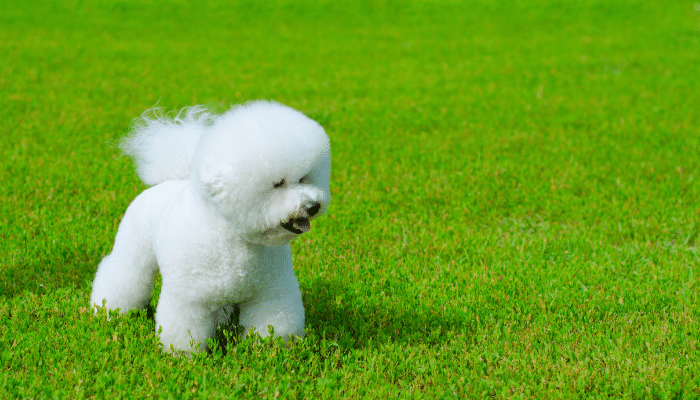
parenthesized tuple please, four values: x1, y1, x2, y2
(282, 218, 311, 234)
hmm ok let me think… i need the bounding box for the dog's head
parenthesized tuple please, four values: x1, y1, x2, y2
(191, 101, 331, 246)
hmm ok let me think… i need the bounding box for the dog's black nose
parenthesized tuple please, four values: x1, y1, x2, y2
(307, 202, 321, 217)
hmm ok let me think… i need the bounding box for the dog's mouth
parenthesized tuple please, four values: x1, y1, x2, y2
(281, 217, 311, 234)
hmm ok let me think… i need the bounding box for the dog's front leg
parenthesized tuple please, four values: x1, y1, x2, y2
(155, 287, 217, 353)
(239, 273, 305, 343)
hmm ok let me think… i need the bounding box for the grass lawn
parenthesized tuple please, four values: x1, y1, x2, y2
(2, 0, 700, 397)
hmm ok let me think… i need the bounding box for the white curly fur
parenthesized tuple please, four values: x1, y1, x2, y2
(91, 100, 331, 353)
(119, 106, 214, 186)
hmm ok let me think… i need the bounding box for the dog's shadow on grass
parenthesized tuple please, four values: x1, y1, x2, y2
(137, 274, 465, 354)
(301, 278, 467, 349)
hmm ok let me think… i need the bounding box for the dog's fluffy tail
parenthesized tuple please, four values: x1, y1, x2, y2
(120, 106, 214, 186)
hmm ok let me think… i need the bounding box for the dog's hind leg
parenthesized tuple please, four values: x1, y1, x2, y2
(90, 198, 158, 314)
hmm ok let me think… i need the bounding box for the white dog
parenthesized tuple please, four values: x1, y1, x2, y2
(90, 100, 331, 353)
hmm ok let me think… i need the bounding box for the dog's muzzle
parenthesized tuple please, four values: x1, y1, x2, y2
(281, 202, 321, 234)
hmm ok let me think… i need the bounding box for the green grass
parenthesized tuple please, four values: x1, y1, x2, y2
(2, 0, 700, 397)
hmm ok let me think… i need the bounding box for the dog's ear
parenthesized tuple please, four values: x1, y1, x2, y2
(203, 178, 224, 199)
(196, 168, 226, 200)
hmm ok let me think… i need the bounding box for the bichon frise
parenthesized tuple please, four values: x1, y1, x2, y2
(90, 100, 331, 353)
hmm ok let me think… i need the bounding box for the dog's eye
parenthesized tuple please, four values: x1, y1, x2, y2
(299, 175, 308, 184)
(273, 179, 286, 188)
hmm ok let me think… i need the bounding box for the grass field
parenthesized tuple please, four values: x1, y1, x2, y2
(2, 0, 700, 397)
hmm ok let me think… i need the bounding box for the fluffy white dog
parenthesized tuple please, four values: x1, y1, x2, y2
(90, 100, 331, 353)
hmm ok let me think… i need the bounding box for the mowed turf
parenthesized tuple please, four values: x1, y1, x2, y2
(2, 0, 700, 397)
